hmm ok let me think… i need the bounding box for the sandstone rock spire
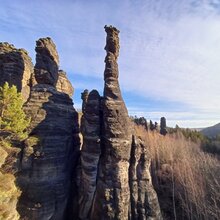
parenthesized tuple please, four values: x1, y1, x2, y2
(79, 90, 101, 219)
(91, 25, 132, 220)
(16, 38, 80, 220)
(34, 37, 59, 86)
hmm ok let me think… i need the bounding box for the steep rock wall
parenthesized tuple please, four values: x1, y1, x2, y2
(78, 90, 101, 219)
(129, 135, 162, 219)
(80, 26, 162, 220)
(91, 26, 132, 220)
(0, 43, 33, 102)
(56, 70, 74, 97)
(16, 38, 80, 220)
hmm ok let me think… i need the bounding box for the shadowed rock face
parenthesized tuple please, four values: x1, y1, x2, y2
(78, 90, 101, 219)
(18, 84, 80, 220)
(91, 25, 132, 220)
(129, 135, 162, 220)
(56, 70, 74, 97)
(14, 38, 80, 220)
(34, 37, 59, 86)
(0, 43, 33, 101)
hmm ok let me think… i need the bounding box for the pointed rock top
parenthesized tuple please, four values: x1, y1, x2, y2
(104, 25, 120, 59)
(35, 37, 59, 65)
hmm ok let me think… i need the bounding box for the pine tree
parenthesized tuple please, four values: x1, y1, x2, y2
(0, 82, 30, 138)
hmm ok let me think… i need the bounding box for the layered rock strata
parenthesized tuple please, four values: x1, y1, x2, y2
(79, 90, 101, 219)
(16, 38, 80, 220)
(80, 25, 162, 220)
(34, 37, 59, 86)
(91, 25, 132, 220)
(129, 135, 162, 219)
(0, 43, 33, 101)
(56, 70, 74, 97)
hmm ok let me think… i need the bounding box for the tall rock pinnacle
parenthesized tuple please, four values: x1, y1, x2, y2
(91, 25, 132, 220)
(17, 38, 80, 220)
(79, 90, 101, 219)
(34, 37, 59, 86)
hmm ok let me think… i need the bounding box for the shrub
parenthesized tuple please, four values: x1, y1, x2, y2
(0, 82, 30, 220)
(0, 82, 30, 139)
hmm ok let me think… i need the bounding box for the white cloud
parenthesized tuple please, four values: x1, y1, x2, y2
(0, 0, 220, 127)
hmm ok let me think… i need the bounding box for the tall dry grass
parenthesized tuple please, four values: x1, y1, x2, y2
(134, 125, 220, 220)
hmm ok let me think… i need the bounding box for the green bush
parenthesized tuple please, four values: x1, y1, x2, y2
(0, 82, 30, 139)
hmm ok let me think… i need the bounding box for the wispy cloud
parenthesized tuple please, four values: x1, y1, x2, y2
(0, 0, 220, 127)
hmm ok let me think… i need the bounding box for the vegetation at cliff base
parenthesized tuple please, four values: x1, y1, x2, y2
(135, 125, 220, 220)
(0, 82, 30, 220)
(0, 82, 30, 139)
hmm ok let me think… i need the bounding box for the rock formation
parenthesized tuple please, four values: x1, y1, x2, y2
(160, 117, 167, 136)
(79, 90, 101, 219)
(34, 37, 59, 86)
(16, 38, 80, 220)
(0, 27, 162, 220)
(80, 25, 162, 220)
(0, 43, 33, 102)
(129, 135, 162, 219)
(56, 70, 74, 97)
(91, 25, 132, 220)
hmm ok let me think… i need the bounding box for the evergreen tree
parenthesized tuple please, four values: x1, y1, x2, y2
(0, 82, 30, 138)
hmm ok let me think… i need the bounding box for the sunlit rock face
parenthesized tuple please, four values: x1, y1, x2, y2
(90, 25, 132, 220)
(0, 27, 162, 220)
(56, 70, 74, 97)
(79, 26, 162, 220)
(0, 42, 33, 102)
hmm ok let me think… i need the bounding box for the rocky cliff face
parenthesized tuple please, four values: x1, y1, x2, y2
(2, 38, 81, 220)
(78, 89, 101, 219)
(34, 37, 59, 86)
(129, 135, 162, 219)
(0, 26, 161, 220)
(79, 26, 162, 220)
(0, 43, 33, 102)
(0, 38, 79, 220)
(56, 70, 74, 97)
(91, 26, 132, 220)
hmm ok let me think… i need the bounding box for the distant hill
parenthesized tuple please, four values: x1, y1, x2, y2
(201, 123, 220, 138)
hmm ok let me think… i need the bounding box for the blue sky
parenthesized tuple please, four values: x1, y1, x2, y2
(1, 0, 220, 128)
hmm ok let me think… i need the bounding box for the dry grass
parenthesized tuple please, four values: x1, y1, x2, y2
(0, 140, 20, 220)
(135, 125, 220, 220)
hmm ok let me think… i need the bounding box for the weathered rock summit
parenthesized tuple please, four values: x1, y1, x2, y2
(34, 37, 59, 86)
